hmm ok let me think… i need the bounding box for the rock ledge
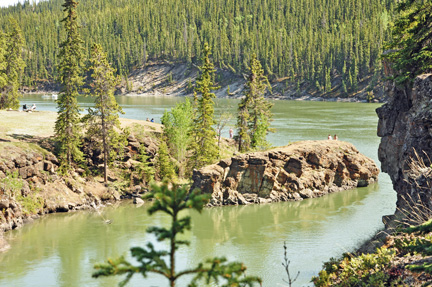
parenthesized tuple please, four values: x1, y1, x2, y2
(191, 140, 379, 206)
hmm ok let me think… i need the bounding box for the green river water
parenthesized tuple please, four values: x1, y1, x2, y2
(0, 95, 396, 287)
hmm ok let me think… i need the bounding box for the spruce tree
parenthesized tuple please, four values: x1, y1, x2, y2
(156, 140, 177, 181)
(55, 0, 85, 173)
(237, 53, 273, 152)
(0, 18, 25, 110)
(384, 0, 432, 84)
(85, 43, 125, 183)
(93, 182, 262, 287)
(188, 42, 219, 170)
(0, 31, 7, 105)
(236, 95, 251, 152)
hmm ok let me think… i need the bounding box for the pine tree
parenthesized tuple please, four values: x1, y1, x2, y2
(237, 53, 273, 152)
(0, 31, 7, 105)
(93, 182, 262, 287)
(188, 42, 219, 170)
(85, 43, 125, 183)
(55, 0, 85, 173)
(236, 94, 251, 152)
(0, 18, 25, 110)
(384, 0, 432, 84)
(156, 140, 177, 181)
(135, 147, 155, 186)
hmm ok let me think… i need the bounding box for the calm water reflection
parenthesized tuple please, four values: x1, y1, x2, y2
(0, 95, 396, 286)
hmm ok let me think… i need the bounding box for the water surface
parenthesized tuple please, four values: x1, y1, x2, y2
(0, 95, 395, 286)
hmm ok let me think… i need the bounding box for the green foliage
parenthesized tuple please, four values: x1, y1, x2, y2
(236, 54, 273, 152)
(16, 193, 44, 216)
(156, 140, 177, 181)
(54, 0, 85, 174)
(394, 219, 432, 275)
(188, 43, 219, 170)
(405, 218, 432, 234)
(367, 91, 375, 103)
(93, 182, 262, 287)
(313, 248, 395, 287)
(0, 32, 6, 92)
(0, 18, 25, 110)
(135, 147, 155, 185)
(161, 98, 194, 177)
(0, 170, 23, 195)
(0, 0, 394, 94)
(85, 43, 125, 183)
(384, 0, 432, 84)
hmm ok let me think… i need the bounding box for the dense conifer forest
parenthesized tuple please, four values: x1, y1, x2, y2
(0, 0, 396, 94)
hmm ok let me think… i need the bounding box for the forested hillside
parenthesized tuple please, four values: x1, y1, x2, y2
(0, 0, 396, 95)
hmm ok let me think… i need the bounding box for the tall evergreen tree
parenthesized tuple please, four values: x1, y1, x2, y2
(236, 94, 251, 152)
(0, 31, 7, 105)
(156, 140, 177, 181)
(55, 0, 85, 173)
(188, 42, 219, 170)
(85, 43, 124, 183)
(237, 53, 273, 152)
(0, 18, 25, 110)
(384, 0, 432, 84)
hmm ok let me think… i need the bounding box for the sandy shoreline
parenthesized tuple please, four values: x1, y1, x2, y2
(0, 110, 162, 140)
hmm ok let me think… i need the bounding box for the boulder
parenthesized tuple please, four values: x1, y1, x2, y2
(133, 197, 144, 204)
(191, 140, 379, 206)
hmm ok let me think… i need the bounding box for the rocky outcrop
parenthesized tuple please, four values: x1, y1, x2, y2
(377, 74, 432, 226)
(190, 140, 379, 206)
(0, 132, 159, 237)
(0, 145, 122, 234)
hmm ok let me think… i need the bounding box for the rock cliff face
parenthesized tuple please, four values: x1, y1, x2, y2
(0, 133, 159, 236)
(190, 140, 379, 206)
(377, 74, 432, 226)
(0, 145, 120, 234)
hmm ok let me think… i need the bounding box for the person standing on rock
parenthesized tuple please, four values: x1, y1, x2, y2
(334, 134, 338, 140)
(328, 134, 332, 140)
(229, 128, 233, 139)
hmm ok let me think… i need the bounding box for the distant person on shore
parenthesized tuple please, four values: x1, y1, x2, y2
(334, 134, 338, 140)
(22, 104, 27, 111)
(146, 118, 150, 121)
(229, 128, 233, 139)
(28, 104, 36, 112)
(327, 134, 332, 140)
(150, 118, 154, 123)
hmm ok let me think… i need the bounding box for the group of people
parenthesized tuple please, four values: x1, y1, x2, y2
(23, 104, 36, 112)
(327, 134, 338, 140)
(146, 118, 155, 123)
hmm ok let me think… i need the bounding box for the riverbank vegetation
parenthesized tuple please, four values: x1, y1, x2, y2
(313, 220, 432, 286)
(313, 0, 432, 285)
(0, 0, 396, 97)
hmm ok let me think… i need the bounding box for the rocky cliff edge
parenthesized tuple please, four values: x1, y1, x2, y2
(190, 140, 379, 206)
(377, 74, 432, 227)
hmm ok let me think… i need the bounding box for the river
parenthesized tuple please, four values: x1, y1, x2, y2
(0, 95, 395, 287)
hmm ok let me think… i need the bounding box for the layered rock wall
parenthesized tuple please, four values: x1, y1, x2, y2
(0, 134, 159, 236)
(377, 74, 432, 225)
(190, 141, 379, 206)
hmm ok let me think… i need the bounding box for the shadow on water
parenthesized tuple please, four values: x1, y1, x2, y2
(1, 96, 394, 286)
(0, 184, 381, 286)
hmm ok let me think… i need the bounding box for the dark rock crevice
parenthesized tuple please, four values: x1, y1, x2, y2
(377, 74, 432, 227)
